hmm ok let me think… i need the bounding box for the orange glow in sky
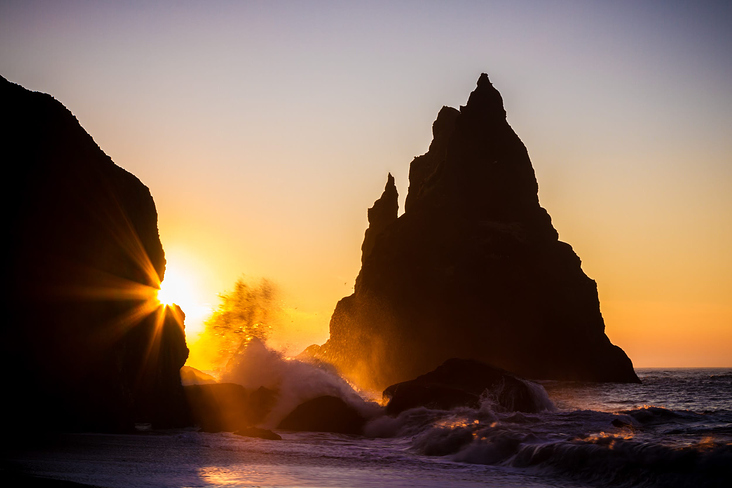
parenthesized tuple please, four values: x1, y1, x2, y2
(2, 1, 730, 367)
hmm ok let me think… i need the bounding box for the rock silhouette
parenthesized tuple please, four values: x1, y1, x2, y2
(277, 395, 366, 435)
(2, 75, 189, 432)
(184, 383, 276, 432)
(181, 365, 218, 385)
(384, 358, 550, 415)
(361, 173, 398, 264)
(314, 74, 639, 389)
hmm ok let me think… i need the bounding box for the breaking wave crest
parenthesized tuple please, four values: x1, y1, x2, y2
(513, 435, 732, 488)
(359, 389, 731, 488)
(364, 377, 554, 438)
(221, 338, 380, 427)
(480, 377, 556, 413)
(402, 403, 732, 488)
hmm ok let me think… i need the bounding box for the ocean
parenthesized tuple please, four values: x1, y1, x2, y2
(5, 368, 731, 487)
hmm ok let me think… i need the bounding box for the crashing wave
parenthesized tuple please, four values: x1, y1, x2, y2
(221, 338, 381, 427)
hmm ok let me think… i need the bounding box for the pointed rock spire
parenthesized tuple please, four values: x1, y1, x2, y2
(361, 173, 398, 264)
(315, 74, 638, 389)
(460, 72, 507, 120)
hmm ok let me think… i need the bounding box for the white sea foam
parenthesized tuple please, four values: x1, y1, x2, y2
(220, 338, 381, 427)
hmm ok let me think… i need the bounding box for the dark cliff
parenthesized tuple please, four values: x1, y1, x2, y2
(1, 75, 189, 432)
(315, 74, 639, 389)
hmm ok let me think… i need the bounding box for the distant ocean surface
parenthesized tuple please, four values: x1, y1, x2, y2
(6, 368, 731, 488)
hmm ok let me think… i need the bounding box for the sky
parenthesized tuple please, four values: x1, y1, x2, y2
(2, 0, 730, 367)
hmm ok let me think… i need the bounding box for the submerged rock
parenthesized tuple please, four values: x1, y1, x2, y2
(278, 395, 366, 435)
(2, 75, 189, 432)
(315, 74, 639, 389)
(233, 427, 282, 440)
(384, 358, 548, 415)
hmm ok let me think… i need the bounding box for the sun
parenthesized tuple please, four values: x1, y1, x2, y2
(156, 265, 211, 337)
(156, 271, 188, 308)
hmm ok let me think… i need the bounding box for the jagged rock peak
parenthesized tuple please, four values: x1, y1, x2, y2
(405, 73, 546, 232)
(316, 73, 639, 389)
(361, 173, 398, 264)
(432, 106, 460, 139)
(461, 72, 507, 120)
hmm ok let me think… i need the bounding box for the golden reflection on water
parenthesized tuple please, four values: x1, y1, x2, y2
(197, 466, 242, 486)
(196, 464, 322, 488)
(433, 417, 480, 430)
(696, 435, 732, 451)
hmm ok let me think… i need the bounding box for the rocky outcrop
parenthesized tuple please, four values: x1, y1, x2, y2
(315, 74, 639, 389)
(1, 75, 190, 432)
(184, 383, 277, 432)
(277, 395, 366, 435)
(181, 366, 217, 385)
(384, 358, 550, 415)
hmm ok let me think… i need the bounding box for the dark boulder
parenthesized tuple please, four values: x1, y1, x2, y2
(314, 74, 639, 389)
(278, 395, 366, 435)
(384, 358, 548, 415)
(248, 386, 279, 423)
(180, 366, 217, 385)
(185, 383, 277, 432)
(1, 75, 189, 432)
(384, 383, 480, 415)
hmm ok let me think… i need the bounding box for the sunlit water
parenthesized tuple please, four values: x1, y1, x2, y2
(6, 369, 731, 487)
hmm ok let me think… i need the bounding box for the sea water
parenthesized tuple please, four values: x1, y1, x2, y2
(6, 368, 731, 487)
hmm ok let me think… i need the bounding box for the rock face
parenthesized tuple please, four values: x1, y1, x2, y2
(315, 74, 639, 389)
(1, 75, 190, 431)
(384, 358, 551, 415)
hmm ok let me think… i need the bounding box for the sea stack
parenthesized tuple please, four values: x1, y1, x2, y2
(1, 75, 189, 432)
(315, 74, 639, 389)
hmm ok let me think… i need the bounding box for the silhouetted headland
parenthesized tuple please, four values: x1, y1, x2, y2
(1, 75, 189, 433)
(311, 74, 639, 388)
